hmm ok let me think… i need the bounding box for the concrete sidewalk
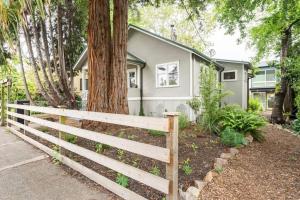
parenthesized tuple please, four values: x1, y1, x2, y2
(0, 128, 113, 200)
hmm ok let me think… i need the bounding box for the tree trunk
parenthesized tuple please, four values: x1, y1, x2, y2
(17, 37, 34, 104)
(271, 29, 290, 123)
(109, 0, 129, 114)
(22, 24, 57, 107)
(87, 0, 111, 113)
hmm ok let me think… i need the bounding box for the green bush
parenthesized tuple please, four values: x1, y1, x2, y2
(148, 129, 166, 137)
(179, 113, 189, 130)
(248, 98, 263, 113)
(219, 105, 266, 142)
(220, 127, 247, 147)
(292, 119, 300, 134)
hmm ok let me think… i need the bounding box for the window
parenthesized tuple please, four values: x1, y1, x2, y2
(223, 71, 237, 81)
(251, 69, 276, 88)
(156, 61, 179, 87)
(127, 68, 138, 88)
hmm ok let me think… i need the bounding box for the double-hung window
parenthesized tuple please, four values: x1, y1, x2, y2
(127, 68, 138, 88)
(156, 61, 179, 87)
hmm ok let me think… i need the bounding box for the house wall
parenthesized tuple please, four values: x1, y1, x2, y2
(219, 61, 248, 109)
(73, 71, 82, 95)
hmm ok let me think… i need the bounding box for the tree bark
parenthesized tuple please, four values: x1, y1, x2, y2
(109, 0, 129, 114)
(271, 29, 290, 123)
(87, 0, 112, 113)
(17, 36, 34, 104)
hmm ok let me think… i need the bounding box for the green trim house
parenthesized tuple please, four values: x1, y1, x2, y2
(73, 25, 251, 120)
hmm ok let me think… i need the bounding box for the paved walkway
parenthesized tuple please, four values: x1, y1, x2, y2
(0, 128, 112, 200)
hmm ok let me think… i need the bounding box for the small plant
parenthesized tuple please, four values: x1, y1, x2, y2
(247, 98, 263, 113)
(292, 119, 300, 134)
(39, 126, 49, 132)
(116, 173, 129, 188)
(150, 165, 161, 176)
(52, 145, 60, 164)
(214, 165, 223, 174)
(148, 129, 166, 137)
(179, 113, 189, 130)
(187, 97, 201, 117)
(65, 134, 77, 144)
(181, 158, 192, 175)
(191, 143, 198, 154)
(118, 131, 125, 138)
(127, 134, 137, 140)
(95, 143, 110, 153)
(132, 158, 140, 168)
(220, 127, 247, 147)
(117, 149, 125, 160)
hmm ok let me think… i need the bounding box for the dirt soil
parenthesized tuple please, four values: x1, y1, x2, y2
(200, 124, 300, 200)
(24, 117, 225, 200)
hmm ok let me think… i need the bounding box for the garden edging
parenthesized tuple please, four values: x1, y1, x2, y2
(179, 135, 254, 200)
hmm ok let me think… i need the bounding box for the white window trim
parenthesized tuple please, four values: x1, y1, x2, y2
(155, 61, 180, 88)
(222, 70, 237, 81)
(127, 68, 138, 88)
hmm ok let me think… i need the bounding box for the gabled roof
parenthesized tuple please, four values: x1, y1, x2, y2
(73, 49, 145, 70)
(73, 24, 224, 71)
(128, 24, 224, 71)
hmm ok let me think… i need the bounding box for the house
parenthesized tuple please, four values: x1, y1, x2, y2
(73, 25, 251, 120)
(249, 61, 276, 110)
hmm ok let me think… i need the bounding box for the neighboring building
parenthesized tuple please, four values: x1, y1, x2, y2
(73, 25, 251, 120)
(249, 61, 276, 110)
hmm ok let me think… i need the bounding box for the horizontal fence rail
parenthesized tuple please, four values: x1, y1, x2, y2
(6, 104, 179, 200)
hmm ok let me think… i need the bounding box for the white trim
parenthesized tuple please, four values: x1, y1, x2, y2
(222, 70, 237, 81)
(189, 54, 193, 97)
(155, 61, 180, 88)
(216, 59, 250, 65)
(242, 65, 245, 109)
(128, 96, 192, 101)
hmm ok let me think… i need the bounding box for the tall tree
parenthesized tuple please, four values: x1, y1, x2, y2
(215, 0, 300, 123)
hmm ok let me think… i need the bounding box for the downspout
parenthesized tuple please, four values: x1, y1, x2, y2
(219, 66, 224, 108)
(139, 63, 146, 116)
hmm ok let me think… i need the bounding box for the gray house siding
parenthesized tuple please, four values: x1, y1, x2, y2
(218, 61, 248, 109)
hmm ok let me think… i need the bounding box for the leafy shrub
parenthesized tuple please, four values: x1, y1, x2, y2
(219, 105, 266, 142)
(179, 113, 189, 130)
(181, 158, 192, 175)
(248, 98, 263, 113)
(65, 134, 77, 144)
(220, 127, 247, 147)
(292, 119, 300, 134)
(198, 65, 230, 134)
(187, 97, 201, 117)
(150, 165, 161, 176)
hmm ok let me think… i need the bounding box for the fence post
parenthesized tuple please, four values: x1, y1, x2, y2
(58, 105, 67, 153)
(164, 112, 179, 200)
(1, 86, 4, 126)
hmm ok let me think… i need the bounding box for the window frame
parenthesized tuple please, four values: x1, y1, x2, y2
(127, 68, 138, 88)
(251, 69, 276, 88)
(155, 61, 180, 88)
(222, 70, 237, 81)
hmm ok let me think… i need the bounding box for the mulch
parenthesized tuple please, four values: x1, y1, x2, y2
(200, 124, 300, 200)
(22, 116, 225, 200)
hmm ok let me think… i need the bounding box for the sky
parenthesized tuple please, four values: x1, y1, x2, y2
(208, 25, 257, 62)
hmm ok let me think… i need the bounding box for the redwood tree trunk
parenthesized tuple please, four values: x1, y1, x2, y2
(87, 0, 112, 113)
(109, 0, 129, 114)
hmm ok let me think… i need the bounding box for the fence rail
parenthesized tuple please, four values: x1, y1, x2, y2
(5, 104, 179, 200)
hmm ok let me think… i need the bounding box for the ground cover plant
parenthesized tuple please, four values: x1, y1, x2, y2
(219, 105, 267, 142)
(220, 127, 247, 147)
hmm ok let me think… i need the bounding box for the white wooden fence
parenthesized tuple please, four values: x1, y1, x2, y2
(6, 104, 179, 200)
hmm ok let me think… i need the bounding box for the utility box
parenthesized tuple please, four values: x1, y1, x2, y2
(15, 100, 30, 124)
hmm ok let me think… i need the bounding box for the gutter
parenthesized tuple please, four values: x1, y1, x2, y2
(139, 63, 146, 116)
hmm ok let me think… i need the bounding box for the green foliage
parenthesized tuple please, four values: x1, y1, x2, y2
(219, 105, 266, 142)
(181, 158, 192, 175)
(178, 113, 189, 130)
(187, 97, 201, 115)
(65, 134, 77, 144)
(248, 98, 262, 113)
(52, 145, 60, 164)
(150, 165, 161, 176)
(199, 65, 230, 134)
(116, 173, 129, 188)
(95, 143, 110, 153)
(220, 127, 247, 147)
(117, 149, 125, 161)
(191, 142, 198, 154)
(214, 165, 223, 174)
(148, 129, 166, 137)
(292, 119, 300, 134)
